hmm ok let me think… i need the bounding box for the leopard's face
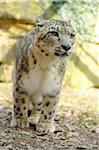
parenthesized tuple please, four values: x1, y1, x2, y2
(35, 17, 76, 58)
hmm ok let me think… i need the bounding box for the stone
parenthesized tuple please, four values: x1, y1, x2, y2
(0, 64, 13, 82)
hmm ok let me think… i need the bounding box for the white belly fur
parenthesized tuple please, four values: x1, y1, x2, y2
(22, 68, 59, 96)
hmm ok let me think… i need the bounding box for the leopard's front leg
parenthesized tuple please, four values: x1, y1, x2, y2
(11, 85, 29, 128)
(29, 93, 43, 126)
(37, 94, 59, 133)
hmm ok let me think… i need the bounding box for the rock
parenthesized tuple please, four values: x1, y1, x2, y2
(63, 42, 99, 88)
(0, 1, 36, 82)
(0, 64, 13, 82)
(0, 1, 42, 21)
(0, 33, 16, 64)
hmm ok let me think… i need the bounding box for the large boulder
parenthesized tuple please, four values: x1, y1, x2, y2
(63, 42, 99, 88)
(0, 23, 33, 82)
(0, 1, 36, 82)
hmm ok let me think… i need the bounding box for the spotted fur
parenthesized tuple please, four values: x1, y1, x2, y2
(11, 16, 76, 133)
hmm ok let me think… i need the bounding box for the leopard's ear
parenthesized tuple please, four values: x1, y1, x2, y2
(35, 16, 46, 27)
(64, 19, 72, 27)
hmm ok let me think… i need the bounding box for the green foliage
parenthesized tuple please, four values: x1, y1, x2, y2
(15, 132, 25, 140)
(78, 115, 85, 125)
(63, 128, 69, 137)
(4, 136, 12, 146)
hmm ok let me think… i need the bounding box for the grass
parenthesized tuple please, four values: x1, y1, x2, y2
(15, 132, 25, 140)
(63, 128, 69, 137)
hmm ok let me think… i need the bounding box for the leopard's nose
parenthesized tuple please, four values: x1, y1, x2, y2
(61, 45, 71, 51)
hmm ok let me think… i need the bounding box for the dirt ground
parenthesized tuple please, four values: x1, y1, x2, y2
(0, 83, 99, 150)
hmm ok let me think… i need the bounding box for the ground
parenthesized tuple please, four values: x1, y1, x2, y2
(0, 83, 99, 150)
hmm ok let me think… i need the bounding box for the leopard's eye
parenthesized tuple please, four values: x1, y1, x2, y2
(49, 31, 59, 37)
(70, 33, 75, 38)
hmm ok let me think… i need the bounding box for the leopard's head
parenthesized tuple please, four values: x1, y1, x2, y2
(35, 16, 76, 58)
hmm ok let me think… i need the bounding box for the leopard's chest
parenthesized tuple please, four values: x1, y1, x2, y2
(22, 67, 60, 96)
